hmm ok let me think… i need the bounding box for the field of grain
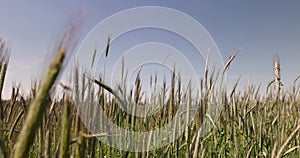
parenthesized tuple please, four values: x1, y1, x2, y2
(0, 22, 299, 158)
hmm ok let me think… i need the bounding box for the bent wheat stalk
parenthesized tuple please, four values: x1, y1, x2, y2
(13, 18, 82, 158)
(13, 49, 66, 158)
(274, 120, 300, 158)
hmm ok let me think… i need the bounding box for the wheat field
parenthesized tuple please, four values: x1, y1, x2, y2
(0, 21, 299, 158)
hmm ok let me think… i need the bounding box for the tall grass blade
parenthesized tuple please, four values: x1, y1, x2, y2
(13, 19, 82, 158)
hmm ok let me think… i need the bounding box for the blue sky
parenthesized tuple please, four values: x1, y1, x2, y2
(0, 1, 300, 98)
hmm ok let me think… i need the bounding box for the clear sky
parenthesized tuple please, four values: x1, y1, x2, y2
(0, 0, 300, 99)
